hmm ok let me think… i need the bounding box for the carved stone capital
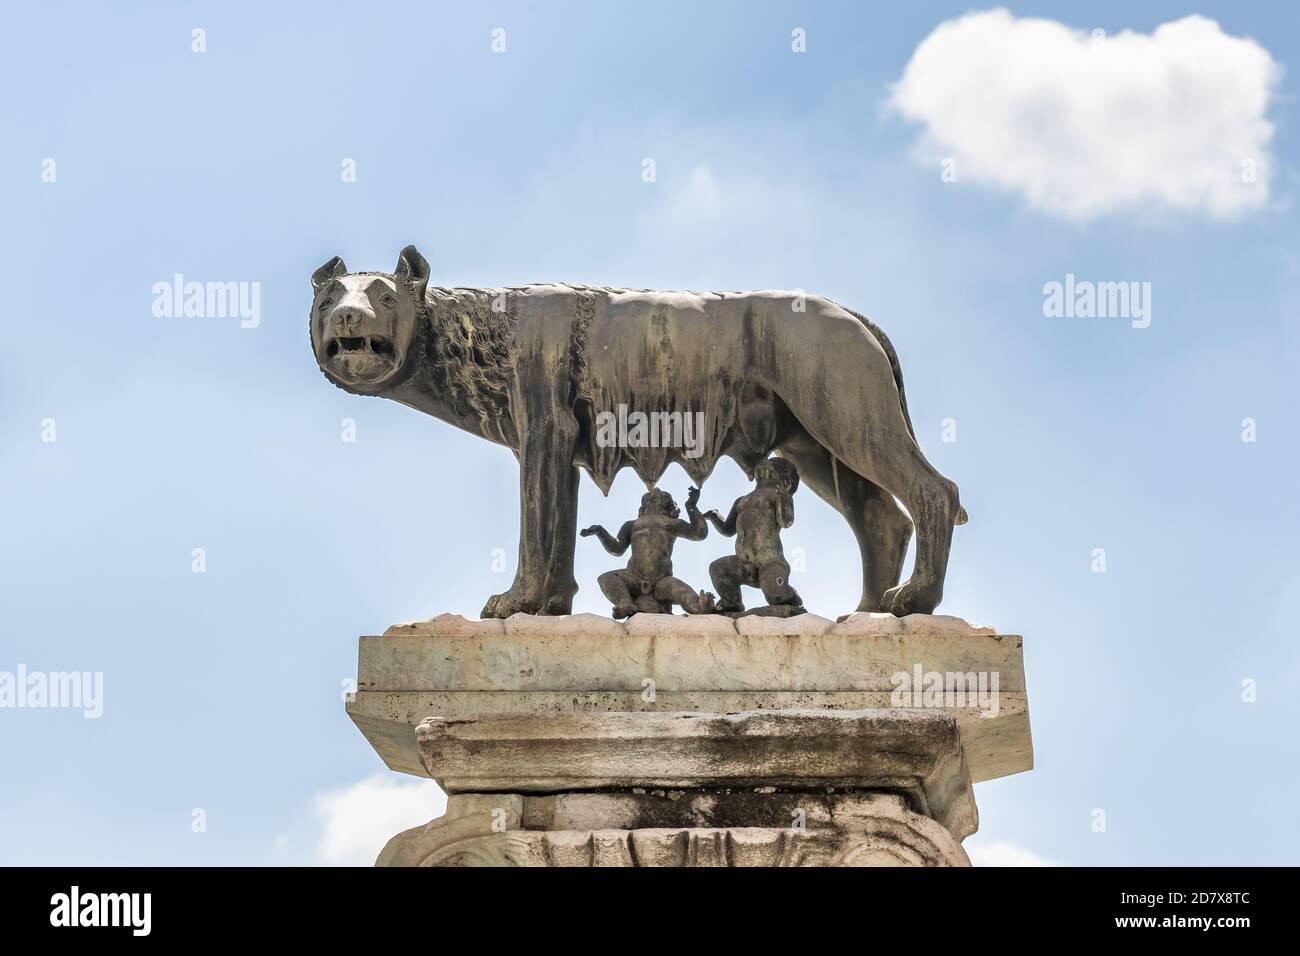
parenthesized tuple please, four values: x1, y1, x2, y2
(379, 792, 969, 867)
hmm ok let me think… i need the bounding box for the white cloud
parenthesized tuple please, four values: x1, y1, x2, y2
(967, 840, 1059, 867)
(313, 773, 446, 866)
(889, 9, 1281, 222)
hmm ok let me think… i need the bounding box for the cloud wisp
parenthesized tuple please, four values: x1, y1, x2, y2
(889, 9, 1282, 222)
(313, 774, 445, 867)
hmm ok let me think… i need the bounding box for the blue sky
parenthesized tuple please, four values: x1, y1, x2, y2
(1, 1, 1297, 865)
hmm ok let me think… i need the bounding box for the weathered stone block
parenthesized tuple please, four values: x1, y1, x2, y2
(415, 708, 976, 839)
(348, 612, 1031, 784)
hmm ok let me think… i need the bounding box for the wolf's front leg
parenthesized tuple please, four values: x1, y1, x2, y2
(482, 407, 581, 619)
(538, 453, 580, 614)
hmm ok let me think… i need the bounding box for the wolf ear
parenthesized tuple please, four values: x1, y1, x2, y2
(311, 256, 348, 292)
(394, 245, 430, 298)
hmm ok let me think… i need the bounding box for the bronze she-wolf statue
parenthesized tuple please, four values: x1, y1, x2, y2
(309, 245, 966, 618)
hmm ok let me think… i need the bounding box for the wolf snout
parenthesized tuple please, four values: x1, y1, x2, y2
(330, 306, 369, 335)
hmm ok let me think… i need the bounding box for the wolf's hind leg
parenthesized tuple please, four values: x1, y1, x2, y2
(778, 434, 912, 612)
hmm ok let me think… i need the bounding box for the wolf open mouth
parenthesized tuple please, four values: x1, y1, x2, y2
(326, 335, 396, 360)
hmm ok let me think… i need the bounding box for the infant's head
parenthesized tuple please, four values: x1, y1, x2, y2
(639, 488, 679, 518)
(755, 457, 800, 495)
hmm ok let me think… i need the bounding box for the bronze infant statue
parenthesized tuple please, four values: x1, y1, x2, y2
(705, 457, 804, 614)
(581, 486, 717, 618)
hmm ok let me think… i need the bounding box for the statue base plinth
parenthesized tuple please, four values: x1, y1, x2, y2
(347, 611, 1032, 867)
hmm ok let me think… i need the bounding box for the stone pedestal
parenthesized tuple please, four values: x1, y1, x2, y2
(346, 611, 1032, 867)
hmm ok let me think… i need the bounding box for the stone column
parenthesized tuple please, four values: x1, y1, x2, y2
(347, 612, 1032, 867)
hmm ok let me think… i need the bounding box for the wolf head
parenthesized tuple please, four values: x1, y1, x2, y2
(309, 245, 429, 394)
